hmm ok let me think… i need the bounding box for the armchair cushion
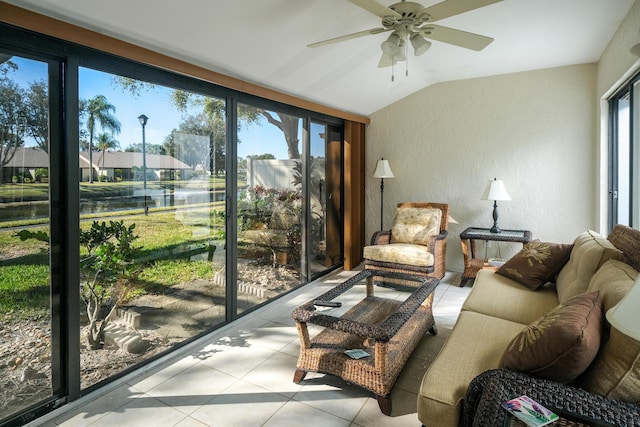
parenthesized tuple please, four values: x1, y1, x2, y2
(390, 207, 441, 245)
(363, 243, 434, 267)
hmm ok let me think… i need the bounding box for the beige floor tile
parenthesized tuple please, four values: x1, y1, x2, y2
(190, 380, 288, 427)
(145, 362, 238, 415)
(263, 400, 352, 427)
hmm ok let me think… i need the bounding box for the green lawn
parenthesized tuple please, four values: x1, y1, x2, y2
(0, 209, 225, 315)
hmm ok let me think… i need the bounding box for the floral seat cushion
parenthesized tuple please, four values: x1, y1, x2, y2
(363, 243, 435, 267)
(390, 207, 441, 245)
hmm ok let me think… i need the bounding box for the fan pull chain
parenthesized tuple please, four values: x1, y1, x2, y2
(406, 46, 409, 77)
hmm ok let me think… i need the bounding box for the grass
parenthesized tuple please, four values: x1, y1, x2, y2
(0, 178, 235, 315)
(0, 208, 226, 314)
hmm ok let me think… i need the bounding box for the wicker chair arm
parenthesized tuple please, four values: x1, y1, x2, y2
(462, 369, 640, 427)
(370, 230, 391, 245)
(424, 230, 448, 253)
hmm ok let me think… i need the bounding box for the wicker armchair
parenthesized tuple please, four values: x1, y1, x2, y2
(363, 202, 449, 280)
(462, 369, 640, 427)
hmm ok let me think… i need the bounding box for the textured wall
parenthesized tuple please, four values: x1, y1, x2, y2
(365, 64, 598, 272)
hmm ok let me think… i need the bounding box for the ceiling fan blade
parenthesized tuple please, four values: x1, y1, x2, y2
(419, 0, 503, 22)
(377, 53, 396, 68)
(420, 24, 494, 51)
(308, 27, 390, 48)
(349, 0, 401, 19)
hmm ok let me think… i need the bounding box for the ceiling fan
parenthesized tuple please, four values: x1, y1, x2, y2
(309, 0, 503, 75)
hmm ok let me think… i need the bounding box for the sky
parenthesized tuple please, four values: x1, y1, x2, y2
(8, 55, 327, 160)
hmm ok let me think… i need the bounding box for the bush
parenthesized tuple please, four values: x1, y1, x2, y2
(35, 168, 48, 183)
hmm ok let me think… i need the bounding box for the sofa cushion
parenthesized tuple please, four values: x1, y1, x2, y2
(587, 259, 638, 314)
(417, 311, 526, 427)
(390, 207, 441, 245)
(499, 291, 602, 383)
(496, 240, 573, 290)
(579, 326, 640, 404)
(462, 270, 559, 325)
(556, 230, 623, 303)
(362, 243, 434, 267)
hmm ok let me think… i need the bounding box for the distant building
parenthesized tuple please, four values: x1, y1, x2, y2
(2, 147, 193, 182)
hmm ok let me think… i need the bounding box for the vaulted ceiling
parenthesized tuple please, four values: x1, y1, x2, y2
(2, 0, 636, 116)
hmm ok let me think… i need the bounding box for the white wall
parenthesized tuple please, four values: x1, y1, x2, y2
(366, 64, 598, 272)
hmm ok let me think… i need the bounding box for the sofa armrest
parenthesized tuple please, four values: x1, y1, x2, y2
(370, 230, 391, 245)
(462, 369, 640, 427)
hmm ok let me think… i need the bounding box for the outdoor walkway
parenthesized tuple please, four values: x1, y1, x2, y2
(34, 269, 471, 427)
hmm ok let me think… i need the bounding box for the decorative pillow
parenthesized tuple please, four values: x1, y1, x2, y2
(579, 326, 640, 404)
(499, 291, 602, 383)
(555, 230, 623, 303)
(496, 240, 573, 290)
(390, 207, 441, 245)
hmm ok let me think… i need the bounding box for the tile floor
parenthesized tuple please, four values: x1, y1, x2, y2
(34, 269, 472, 427)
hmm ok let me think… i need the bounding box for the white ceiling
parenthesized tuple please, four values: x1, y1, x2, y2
(4, 0, 635, 116)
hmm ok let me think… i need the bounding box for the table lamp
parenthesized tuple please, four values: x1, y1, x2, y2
(373, 158, 395, 230)
(481, 178, 511, 233)
(606, 276, 640, 341)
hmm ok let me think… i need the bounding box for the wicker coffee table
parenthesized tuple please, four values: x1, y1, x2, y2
(292, 269, 438, 415)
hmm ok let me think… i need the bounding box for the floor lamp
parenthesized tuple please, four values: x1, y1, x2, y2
(373, 158, 395, 230)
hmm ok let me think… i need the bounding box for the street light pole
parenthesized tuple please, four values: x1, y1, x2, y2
(138, 114, 149, 215)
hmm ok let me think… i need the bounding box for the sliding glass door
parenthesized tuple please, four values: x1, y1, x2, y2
(0, 22, 345, 426)
(0, 52, 62, 424)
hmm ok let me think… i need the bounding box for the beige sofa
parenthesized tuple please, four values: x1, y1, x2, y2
(418, 224, 640, 427)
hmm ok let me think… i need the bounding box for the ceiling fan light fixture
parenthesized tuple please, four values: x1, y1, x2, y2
(381, 33, 401, 55)
(393, 39, 407, 61)
(410, 33, 431, 56)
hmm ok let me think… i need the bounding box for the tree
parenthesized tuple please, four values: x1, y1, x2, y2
(25, 79, 49, 152)
(95, 132, 120, 174)
(80, 220, 139, 349)
(256, 110, 300, 159)
(125, 142, 165, 154)
(85, 95, 121, 183)
(0, 73, 27, 182)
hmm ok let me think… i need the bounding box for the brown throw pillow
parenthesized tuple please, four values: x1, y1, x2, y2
(499, 291, 602, 383)
(497, 240, 573, 290)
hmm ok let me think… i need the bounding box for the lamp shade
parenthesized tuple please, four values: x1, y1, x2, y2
(373, 159, 395, 178)
(606, 275, 640, 341)
(410, 33, 431, 56)
(381, 33, 401, 56)
(481, 178, 511, 201)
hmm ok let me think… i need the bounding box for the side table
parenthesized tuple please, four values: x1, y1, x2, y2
(459, 227, 532, 287)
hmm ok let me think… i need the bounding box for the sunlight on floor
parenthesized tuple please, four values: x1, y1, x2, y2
(35, 270, 472, 427)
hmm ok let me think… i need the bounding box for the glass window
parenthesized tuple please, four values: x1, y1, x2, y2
(609, 72, 640, 230)
(0, 54, 55, 421)
(78, 68, 227, 389)
(236, 105, 303, 313)
(0, 22, 345, 425)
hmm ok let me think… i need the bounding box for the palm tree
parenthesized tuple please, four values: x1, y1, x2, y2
(95, 132, 120, 180)
(86, 95, 121, 183)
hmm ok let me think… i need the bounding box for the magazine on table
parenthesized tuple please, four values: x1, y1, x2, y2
(502, 395, 559, 427)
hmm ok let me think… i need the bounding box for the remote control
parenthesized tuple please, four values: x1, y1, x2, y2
(313, 300, 342, 308)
